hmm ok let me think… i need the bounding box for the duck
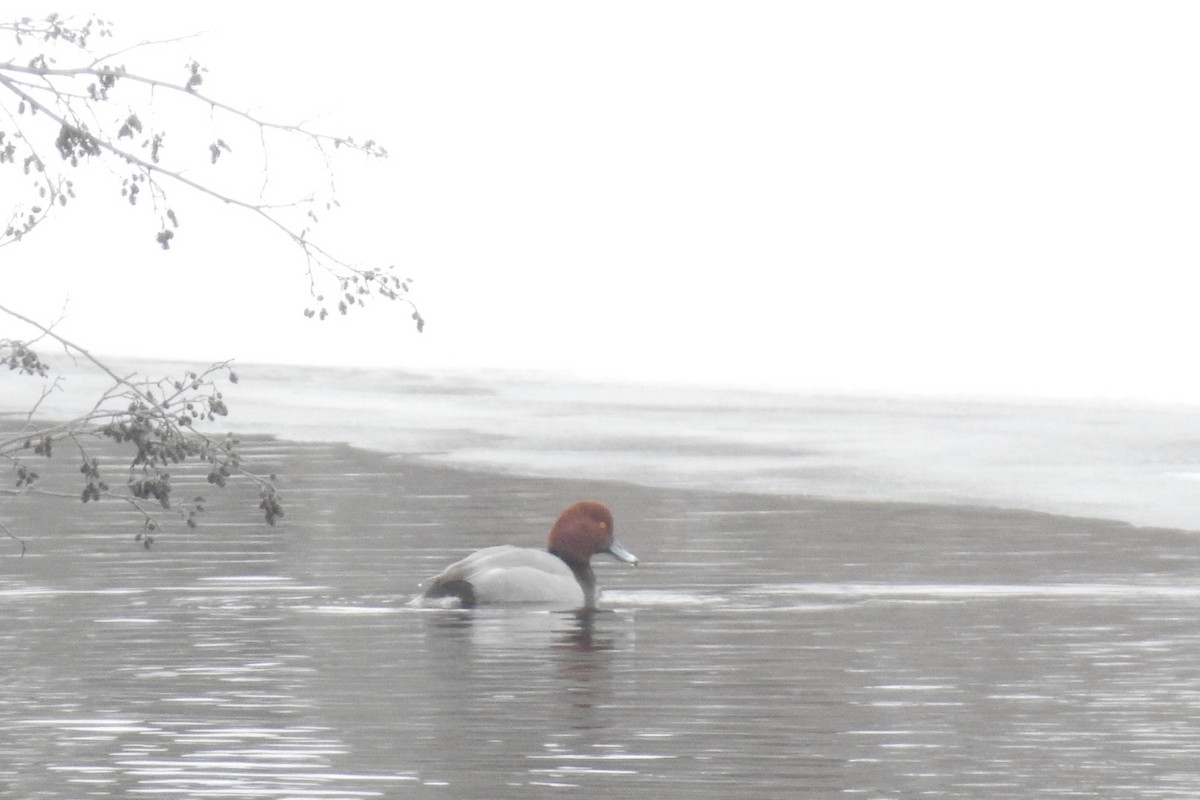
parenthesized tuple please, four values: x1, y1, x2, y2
(420, 500, 638, 609)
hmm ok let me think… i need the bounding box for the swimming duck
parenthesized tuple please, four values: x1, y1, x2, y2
(420, 500, 638, 609)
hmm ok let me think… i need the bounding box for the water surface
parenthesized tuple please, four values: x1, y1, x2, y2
(4, 436, 1200, 798)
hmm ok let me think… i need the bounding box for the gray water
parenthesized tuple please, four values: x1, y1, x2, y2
(4, 430, 1200, 799)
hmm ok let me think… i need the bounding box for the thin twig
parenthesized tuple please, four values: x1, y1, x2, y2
(0, 519, 26, 556)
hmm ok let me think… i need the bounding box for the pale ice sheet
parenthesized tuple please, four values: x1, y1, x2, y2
(7, 359, 1200, 530)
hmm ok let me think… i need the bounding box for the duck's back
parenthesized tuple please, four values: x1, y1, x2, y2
(421, 545, 586, 608)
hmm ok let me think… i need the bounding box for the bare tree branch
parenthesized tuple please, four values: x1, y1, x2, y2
(0, 13, 424, 327)
(0, 14, 418, 545)
(2, 299, 280, 546)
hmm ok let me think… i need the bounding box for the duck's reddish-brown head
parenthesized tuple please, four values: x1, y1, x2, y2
(547, 500, 639, 568)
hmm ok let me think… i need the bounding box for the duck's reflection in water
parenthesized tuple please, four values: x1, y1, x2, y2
(420, 605, 627, 728)
(422, 605, 623, 653)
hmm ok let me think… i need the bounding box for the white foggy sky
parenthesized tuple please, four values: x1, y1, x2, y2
(5, 2, 1200, 401)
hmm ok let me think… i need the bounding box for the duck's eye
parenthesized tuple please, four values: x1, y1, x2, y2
(598, 522, 608, 530)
